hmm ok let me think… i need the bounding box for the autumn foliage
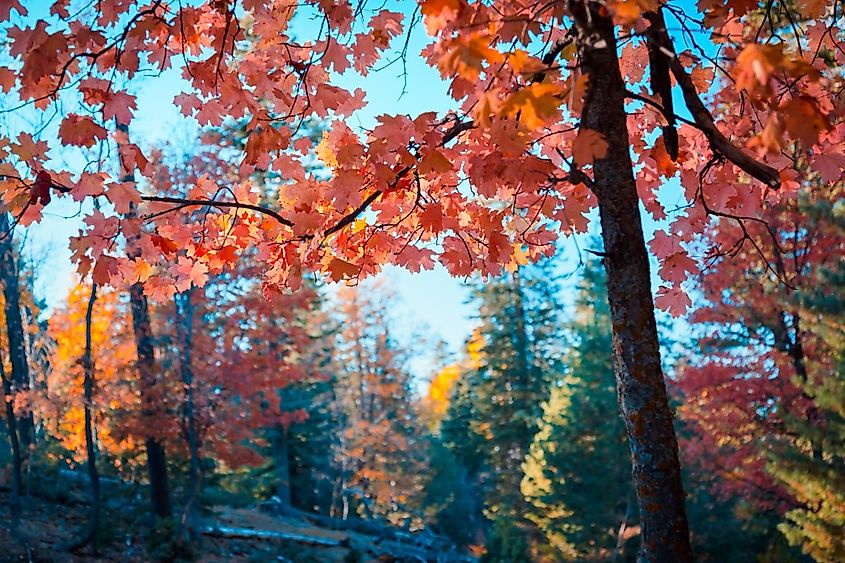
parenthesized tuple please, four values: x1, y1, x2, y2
(0, 0, 837, 309)
(0, 0, 844, 561)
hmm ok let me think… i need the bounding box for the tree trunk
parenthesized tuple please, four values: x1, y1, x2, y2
(571, 5, 692, 562)
(129, 265, 172, 519)
(116, 124, 172, 520)
(66, 284, 101, 552)
(0, 213, 35, 448)
(176, 289, 201, 534)
(0, 348, 22, 528)
(273, 425, 292, 509)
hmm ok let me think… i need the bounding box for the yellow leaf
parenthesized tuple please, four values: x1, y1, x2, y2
(315, 131, 337, 169)
(437, 32, 504, 81)
(352, 218, 368, 233)
(499, 82, 563, 130)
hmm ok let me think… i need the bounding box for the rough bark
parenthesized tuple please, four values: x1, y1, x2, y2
(65, 284, 101, 552)
(117, 124, 172, 520)
(571, 4, 693, 562)
(0, 213, 35, 448)
(176, 289, 201, 534)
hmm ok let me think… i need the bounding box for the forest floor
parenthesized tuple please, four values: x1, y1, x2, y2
(0, 477, 471, 562)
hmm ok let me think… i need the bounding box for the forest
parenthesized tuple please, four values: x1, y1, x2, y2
(0, 0, 843, 561)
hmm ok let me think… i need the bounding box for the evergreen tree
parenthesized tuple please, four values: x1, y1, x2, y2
(767, 254, 845, 562)
(442, 259, 565, 559)
(424, 337, 487, 548)
(521, 254, 634, 560)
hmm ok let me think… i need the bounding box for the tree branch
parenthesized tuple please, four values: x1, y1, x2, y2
(649, 9, 781, 188)
(142, 196, 294, 227)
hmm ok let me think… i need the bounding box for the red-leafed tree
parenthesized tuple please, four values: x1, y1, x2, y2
(331, 283, 427, 526)
(676, 174, 844, 557)
(2, 1, 845, 559)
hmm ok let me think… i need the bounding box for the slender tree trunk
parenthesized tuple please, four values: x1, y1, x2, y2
(176, 289, 201, 535)
(129, 264, 172, 519)
(117, 123, 172, 520)
(571, 5, 692, 562)
(775, 311, 824, 460)
(0, 213, 35, 449)
(0, 349, 21, 528)
(273, 425, 292, 509)
(66, 284, 101, 552)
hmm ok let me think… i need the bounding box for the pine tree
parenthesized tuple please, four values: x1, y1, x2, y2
(521, 254, 634, 560)
(424, 336, 487, 548)
(447, 259, 565, 559)
(767, 243, 845, 562)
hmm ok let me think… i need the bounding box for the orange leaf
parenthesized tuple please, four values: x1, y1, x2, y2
(572, 128, 609, 167)
(608, 0, 658, 24)
(499, 82, 562, 130)
(649, 136, 677, 177)
(779, 96, 830, 148)
(327, 257, 359, 281)
(734, 44, 818, 96)
(151, 234, 179, 256)
(59, 114, 107, 148)
(437, 32, 504, 81)
(418, 149, 453, 175)
(420, 0, 463, 33)
(748, 112, 785, 154)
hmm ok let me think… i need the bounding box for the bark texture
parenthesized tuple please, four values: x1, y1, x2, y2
(129, 271, 172, 519)
(571, 4, 693, 561)
(273, 425, 292, 509)
(0, 347, 22, 528)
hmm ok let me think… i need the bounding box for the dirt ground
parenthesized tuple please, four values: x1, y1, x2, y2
(0, 485, 470, 562)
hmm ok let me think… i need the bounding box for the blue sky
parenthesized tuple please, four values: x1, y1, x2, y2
(9, 1, 685, 377)
(15, 4, 485, 360)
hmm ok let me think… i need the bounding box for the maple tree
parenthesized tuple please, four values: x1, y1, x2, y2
(2, 0, 844, 559)
(676, 173, 844, 559)
(42, 284, 141, 467)
(331, 283, 426, 526)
